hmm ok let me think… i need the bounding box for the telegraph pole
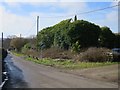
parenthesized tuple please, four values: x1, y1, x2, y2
(37, 16, 39, 37)
(0, 32, 3, 85)
(2, 32, 3, 50)
(20, 34, 22, 38)
(37, 16, 39, 51)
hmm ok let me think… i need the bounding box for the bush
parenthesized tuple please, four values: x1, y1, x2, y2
(21, 43, 31, 54)
(71, 41, 81, 53)
(42, 47, 74, 59)
(113, 54, 120, 62)
(76, 47, 113, 62)
(10, 38, 28, 52)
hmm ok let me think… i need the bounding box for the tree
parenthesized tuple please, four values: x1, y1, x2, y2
(68, 20, 101, 48)
(37, 19, 115, 51)
(114, 33, 120, 48)
(37, 27, 54, 49)
(99, 26, 115, 48)
(53, 19, 72, 49)
(37, 19, 72, 50)
(10, 38, 28, 51)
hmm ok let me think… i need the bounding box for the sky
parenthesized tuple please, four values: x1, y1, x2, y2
(0, 0, 119, 38)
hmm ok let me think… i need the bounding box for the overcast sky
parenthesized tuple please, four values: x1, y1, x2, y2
(0, 0, 119, 38)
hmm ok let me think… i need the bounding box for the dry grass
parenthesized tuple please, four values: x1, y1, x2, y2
(42, 47, 75, 59)
(76, 47, 113, 62)
(22, 47, 114, 62)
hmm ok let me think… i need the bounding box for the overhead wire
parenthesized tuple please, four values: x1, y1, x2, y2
(40, 4, 119, 18)
(23, 21, 36, 37)
(23, 4, 119, 37)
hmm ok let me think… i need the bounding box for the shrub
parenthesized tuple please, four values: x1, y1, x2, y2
(42, 47, 74, 59)
(22, 43, 30, 54)
(113, 54, 120, 62)
(76, 47, 113, 62)
(71, 41, 81, 53)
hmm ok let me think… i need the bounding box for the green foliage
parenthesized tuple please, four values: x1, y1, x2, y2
(24, 43, 31, 49)
(37, 19, 72, 50)
(10, 38, 28, 52)
(21, 43, 31, 54)
(99, 26, 116, 48)
(13, 49, 118, 69)
(68, 20, 101, 48)
(26, 56, 117, 69)
(114, 33, 120, 48)
(38, 27, 54, 49)
(37, 19, 101, 51)
(36, 18, 120, 56)
(53, 19, 72, 49)
(12, 51, 23, 57)
(53, 30, 71, 49)
(71, 41, 81, 53)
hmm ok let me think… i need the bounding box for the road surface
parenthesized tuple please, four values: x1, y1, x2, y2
(3, 53, 118, 88)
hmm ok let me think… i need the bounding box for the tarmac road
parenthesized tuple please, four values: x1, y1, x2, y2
(3, 53, 118, 88)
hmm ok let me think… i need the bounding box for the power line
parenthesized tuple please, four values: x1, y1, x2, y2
(41, 4, 119, 18)
(3, 4, 119, 38)
(23, 21, 36, 36)
(77, 4, 119, 14)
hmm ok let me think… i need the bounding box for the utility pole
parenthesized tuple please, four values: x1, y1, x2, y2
(1, 32, 3, 73)
(0, 32, 3, 85)
(37, 16, 39, 37)
(20, 34, 21, 38)
(2, 32, 3, 50)
(37, 16, 39, 51)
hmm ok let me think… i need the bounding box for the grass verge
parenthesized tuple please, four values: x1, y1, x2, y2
(26, 57, 118, 69)
(12, 51, 24, 57)
(12, 52, 118, 69)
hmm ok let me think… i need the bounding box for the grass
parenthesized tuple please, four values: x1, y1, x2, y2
(13, 51, 118, 69)
(26, 57, 118, 69)
(12, 51, 24, 57)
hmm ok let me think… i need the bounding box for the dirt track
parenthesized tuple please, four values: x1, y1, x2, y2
(4, 53, 118, 88)
(61, 64, 119, 84)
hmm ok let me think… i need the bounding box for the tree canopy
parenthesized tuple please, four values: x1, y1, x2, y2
(10, 38, 28, 51)
(68, 20, 101, 47)
(99, 26, 116, 48)
(37, 18, 103, 50)
(9, 17, 118, 53)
